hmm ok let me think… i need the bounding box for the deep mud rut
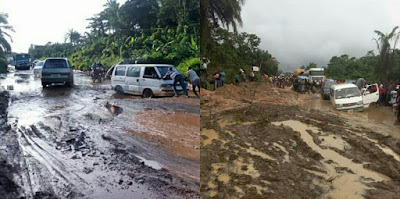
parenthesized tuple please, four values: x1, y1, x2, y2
(0, 69, 200, 198)
(201, 83, 400, 199)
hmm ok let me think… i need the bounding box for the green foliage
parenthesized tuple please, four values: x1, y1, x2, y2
(28, 0, 199, 71)
(0, 57, 7, 73)
(325, 51, 379, 82)
(373, 27, 400, 81)
(206, 28, 279, 84)
(177, 57, 200, 75)
(0, 13, 14, 54)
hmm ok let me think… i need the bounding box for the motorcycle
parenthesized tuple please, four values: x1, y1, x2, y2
(91, 68, 105, 83)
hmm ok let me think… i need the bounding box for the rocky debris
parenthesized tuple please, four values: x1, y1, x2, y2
(105, 101, 123, 116)
(83, 167, 94, 174)
(71, 154, 81, 160)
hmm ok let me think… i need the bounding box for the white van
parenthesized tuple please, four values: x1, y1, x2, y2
(330, 83, 379, 111)
(111, 64, 184, 97)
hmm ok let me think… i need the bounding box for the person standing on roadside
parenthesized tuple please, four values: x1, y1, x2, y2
(396, 85, 400, 125)
(200, 57, 210, 89)
(220, 71, 226, 87)
(186, 67, 200, 98)
(214, 71, 221, 90)
(234, 73, 240, 86)
(163, 68, 189, 97)
(240, 69, 246, 82)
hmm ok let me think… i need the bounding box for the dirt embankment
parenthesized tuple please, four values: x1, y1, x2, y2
(201, 83, 400, 199)
(201, 83, 309, 111)
(0, 90, 20, 199)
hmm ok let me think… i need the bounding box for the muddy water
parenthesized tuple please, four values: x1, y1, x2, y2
(304, 93, 400, 138)
(0, 69, 200, 198)
(273, 120, 390, 199)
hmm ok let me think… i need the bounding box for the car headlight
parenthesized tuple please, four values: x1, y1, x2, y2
(357, 100, 363, 105)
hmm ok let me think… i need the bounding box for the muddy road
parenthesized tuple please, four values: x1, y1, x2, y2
(0, 68, 200, 198)
(201, 83, 400, 199)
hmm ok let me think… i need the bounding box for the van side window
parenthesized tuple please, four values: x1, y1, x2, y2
(127, 67, 141, 77)
(115, 66, 126, 76)
(143, 67, 159, 79)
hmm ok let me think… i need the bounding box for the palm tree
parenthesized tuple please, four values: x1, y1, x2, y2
(200, 0, 246, 55)
(102, 0, 120, 34)
(373, 26, 400, 79)
(0, 13, 14, 53)
(65, 29, 81, 46)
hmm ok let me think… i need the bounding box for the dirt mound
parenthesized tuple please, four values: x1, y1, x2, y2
(0, 91, 19, 198)
(201, 83, 312, 111)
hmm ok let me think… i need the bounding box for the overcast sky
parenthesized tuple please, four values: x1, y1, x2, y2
(240, 0, 400, 71)
(0, 0, 126, 53)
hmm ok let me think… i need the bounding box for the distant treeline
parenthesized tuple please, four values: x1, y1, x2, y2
(28, 0, 200, 74)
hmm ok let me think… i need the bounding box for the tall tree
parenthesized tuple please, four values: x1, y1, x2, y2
(373, 27, 399, 80)
(64, 29, 81, 46)
(101, 0, 120, 34)
(200, 0, 246, 56)
(0, 13, 14, 53)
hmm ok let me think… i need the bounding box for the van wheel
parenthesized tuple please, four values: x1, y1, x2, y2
(115, 86, 124, 94)
(142, 89, 153, 98)
(42, 82, 47, 88)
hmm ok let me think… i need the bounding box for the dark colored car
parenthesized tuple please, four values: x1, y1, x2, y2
(41, 58, 74, 87)
(321, 79, 337, 100)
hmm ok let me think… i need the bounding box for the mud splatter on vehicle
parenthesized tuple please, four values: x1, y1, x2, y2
(201, 83, 400, 199)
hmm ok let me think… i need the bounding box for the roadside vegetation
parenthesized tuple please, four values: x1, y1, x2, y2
(28, 0, 200, 74)
(0, 13, 14, 73)
(201, 0, 279, 85)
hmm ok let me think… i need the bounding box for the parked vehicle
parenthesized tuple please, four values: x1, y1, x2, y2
(33, 61, 44, 77)
(111, 64, 185, 98)
(41, 58, 74, 87)
(303, 68, 325, 82)
(330, 83, 379, 111)
(321, 79, 337, 100)
(31, 60, 40, 69)
(14, 53, 31, 70)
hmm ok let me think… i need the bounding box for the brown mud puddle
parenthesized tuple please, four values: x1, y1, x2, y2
(273, 120, 390, 199)
(201, 84, 400, 199)
(129, 110, 200, 161)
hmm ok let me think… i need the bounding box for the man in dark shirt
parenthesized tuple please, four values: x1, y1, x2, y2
(164, 68, 189, 97)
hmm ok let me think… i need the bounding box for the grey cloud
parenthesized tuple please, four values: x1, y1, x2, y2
(240, 0, 400, 72)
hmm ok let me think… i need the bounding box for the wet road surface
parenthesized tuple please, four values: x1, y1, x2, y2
(303, 93, 400, 138)
(0, 68, 200, 198)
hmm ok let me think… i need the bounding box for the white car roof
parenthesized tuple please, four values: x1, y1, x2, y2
(116, 64, 174, 67)
(331, 83, 357, 90)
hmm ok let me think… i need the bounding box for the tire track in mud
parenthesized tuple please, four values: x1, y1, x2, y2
(16, 125, 87, 198)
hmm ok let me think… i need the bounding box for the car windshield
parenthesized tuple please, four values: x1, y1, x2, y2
(324, 81, 336, 88)
(44, 59, 68, 68)
(35, 61, 44, 67)
(335, 87, 360, 99)
(16, 54, 29, 60)
(310, 71, 324, 76)
(157, 66, 179, 77)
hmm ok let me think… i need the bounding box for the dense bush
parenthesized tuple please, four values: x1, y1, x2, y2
(0, 58, 7, 73)
(177, 57, 200, 75)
